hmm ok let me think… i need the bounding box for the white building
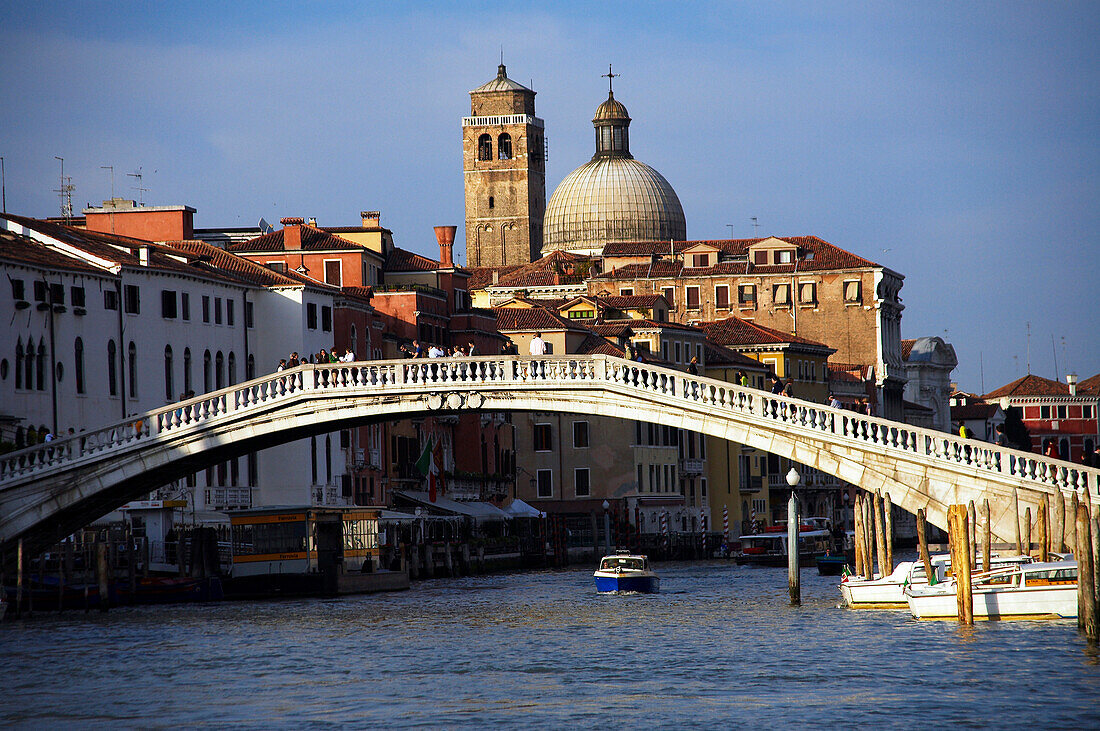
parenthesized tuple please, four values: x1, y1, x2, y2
(0, 214, 357, 516)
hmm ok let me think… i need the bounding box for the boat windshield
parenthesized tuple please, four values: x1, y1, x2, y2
(601, 557, 645, 571)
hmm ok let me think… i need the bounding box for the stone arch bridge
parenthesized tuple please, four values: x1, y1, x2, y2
(2, 355, 1097, 558)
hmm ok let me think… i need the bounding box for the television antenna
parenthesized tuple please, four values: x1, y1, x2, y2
(53, 156, 74, 222)
(127, 167, 148, 205)
(101, 165, 115, 199)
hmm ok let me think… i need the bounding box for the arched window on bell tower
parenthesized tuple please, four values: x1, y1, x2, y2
(497, 133, 512, 160)
(478, 134, 492, 161)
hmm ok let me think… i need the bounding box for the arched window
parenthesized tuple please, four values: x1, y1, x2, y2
(164, 345, 174, 401)
(246, 354, 255, 380)
(36, 341, 46, 391)
(107, 340, 118, 396)
(497, 133, 512, 160)
(183, 347, 192, 394)
(128, 342, 137, 398)
(488, 196, 494, 210)
(215, 351, 225, 390)
(203, 350, 212, 392)
(15, 339, 23, 389)
(477, 134, 492, 161)
(228, 352, 237, 386)
(350, 325, 357, 353)
(75, 338, 85, 394)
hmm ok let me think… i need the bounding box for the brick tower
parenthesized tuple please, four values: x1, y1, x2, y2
(463, 65, 545, 267)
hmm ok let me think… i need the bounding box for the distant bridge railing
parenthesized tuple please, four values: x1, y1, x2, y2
(2, 355, 1098, 499)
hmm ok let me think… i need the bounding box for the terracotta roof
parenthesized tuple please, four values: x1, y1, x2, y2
(493, 250, 598, 288)
(492, 307, 584, 332)
(700, 316, 832, 350)
(168, 240, 311, 287)
(1077, 373, 1100, 396)
(229, 225, 363, 253)
(575, 332, 625, 357)
(466, 265, 523, 290)
(598, 236, 882, 276)
(951, 402, 1000, 420)
(595, 261, 683, 279)
(901, 339, 916, 361)
(589, 322, 634, 338)
(0, 228, 106, 275)
(983, 374, 1070, 399)
(385, 247, 441, 273)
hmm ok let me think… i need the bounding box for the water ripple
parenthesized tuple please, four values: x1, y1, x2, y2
(1, 558, 1098, 727)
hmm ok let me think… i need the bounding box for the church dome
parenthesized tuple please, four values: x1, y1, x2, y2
(542, 157, 686, 255)
(542, 83, 686, 255)
(592, 92, 629, 122)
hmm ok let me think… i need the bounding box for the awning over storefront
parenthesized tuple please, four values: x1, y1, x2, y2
(394, 491, 509, 522)
(634, 496, 686, 507)
(503, 498, 543, 518)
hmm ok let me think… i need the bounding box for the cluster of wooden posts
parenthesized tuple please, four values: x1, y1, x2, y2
(850, 490, 896, 585)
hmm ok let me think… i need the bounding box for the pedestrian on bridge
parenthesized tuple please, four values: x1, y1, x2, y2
(529, 332, 547, 356)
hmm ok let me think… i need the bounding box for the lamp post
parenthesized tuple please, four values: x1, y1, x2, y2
(602, 499, 611, 555)
(786, 468, 801, 606)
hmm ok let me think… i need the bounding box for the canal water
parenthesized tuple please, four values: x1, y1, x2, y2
(2, 558, 1098, 728)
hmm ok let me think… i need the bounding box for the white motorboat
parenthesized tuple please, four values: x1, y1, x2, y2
(904, 559, 1078, 620)
(840, 553, 1037, 609)
(593, 551, 660, 594)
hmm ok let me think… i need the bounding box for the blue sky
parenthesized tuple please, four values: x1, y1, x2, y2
(2, 1, 1097, 394)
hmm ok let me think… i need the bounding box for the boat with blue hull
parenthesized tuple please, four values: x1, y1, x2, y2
(593, 551, 659, 594)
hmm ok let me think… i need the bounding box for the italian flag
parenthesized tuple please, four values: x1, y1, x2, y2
(415, 435, 446, 502)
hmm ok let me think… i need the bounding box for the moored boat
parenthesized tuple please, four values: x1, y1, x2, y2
(734, 528, 831, 566)
(840, 552, 1039, 609)
(905, 559, 1078, 620)
(593, 551, 659, 593)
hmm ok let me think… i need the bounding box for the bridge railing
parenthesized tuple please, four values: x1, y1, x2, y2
(2, 355, 1097, 499)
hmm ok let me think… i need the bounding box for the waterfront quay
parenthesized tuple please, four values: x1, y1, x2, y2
(2, 559, 1098, 728)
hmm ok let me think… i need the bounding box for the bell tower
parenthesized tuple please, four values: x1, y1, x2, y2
(463, 65, 545, 267)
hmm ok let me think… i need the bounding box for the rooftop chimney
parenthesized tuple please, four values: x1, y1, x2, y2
(434, 225, 456, 268)
(281, 217, 304, 250)
(1067, 373, 1078, 396)
(361, 210, 381, 227)
(307, 217, 317, 227)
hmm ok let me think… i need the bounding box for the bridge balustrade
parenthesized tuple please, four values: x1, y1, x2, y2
(2, 355, 1097, 501)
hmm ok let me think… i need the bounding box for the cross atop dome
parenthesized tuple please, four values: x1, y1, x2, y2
(602, 64, 619, 94)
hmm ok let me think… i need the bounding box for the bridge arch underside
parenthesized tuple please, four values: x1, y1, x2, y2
(0, 383, 1053, 557)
